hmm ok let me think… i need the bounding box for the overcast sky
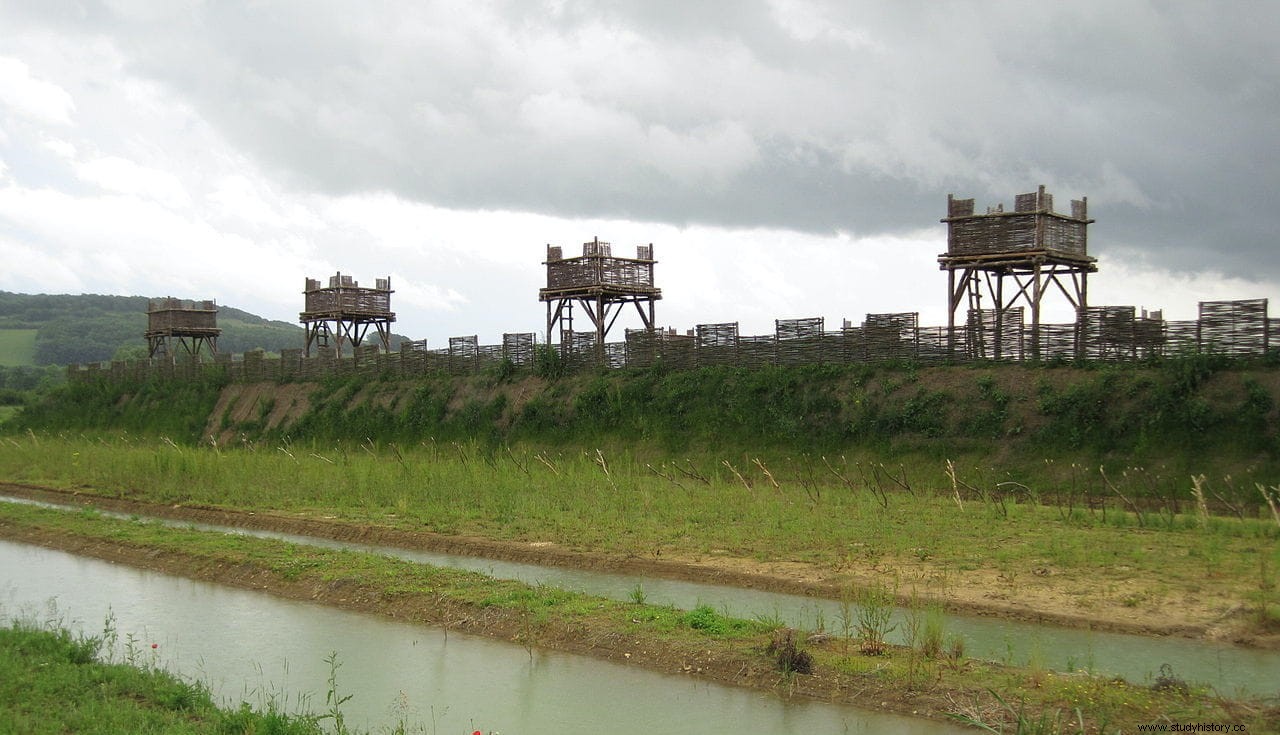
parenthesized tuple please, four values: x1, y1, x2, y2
(1, 1, 1277, 346)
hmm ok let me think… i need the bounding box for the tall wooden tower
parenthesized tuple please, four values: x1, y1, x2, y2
(300, 272, 395, 357)
(939, 186, 1096, 360)
(145, 298, 220, 358)
(539, 237, 661, 350)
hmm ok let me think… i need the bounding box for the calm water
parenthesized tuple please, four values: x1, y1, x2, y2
(0, 539, 967, 734)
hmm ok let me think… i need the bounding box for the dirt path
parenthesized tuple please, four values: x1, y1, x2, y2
(0, 482, 1270, 649)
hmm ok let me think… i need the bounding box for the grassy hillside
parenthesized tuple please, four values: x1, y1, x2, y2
(0, 291, 412, 366)
(12, 356, 1280, 506)
(0, 329, 37, 366)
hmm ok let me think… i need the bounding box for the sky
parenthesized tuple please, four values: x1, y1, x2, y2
(1, 1, 1277, 347)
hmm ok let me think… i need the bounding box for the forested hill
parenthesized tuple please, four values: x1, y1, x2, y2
(0, 291, 372, 366)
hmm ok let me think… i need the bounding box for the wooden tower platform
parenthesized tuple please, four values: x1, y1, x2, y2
(300, 273, 395, 357)
(939, 186, 1096, 360)
(145, 298, 220, 358)
(538, 238, 661, 350)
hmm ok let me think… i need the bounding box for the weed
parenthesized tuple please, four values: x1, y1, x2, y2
(947, 688, 1087, 735)
(318, 651, 353, 734)
(680, 604, 759, 638)
(766, 628, 813, 674)
(1152, 663, 1189, 694)
(836, 592, 856, 656)
(855, 583, 897, 656)
(921, 604, 946, 659)
(682, 604, 728, 634)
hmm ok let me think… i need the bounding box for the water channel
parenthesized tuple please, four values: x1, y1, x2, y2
(3, 493, 1277, 699)
(1, 539, 967, 734)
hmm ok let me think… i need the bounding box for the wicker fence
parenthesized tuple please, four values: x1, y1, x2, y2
(67, 299, 1274, 384)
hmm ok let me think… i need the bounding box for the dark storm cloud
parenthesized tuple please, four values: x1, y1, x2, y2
(11, 1, 1278, 280)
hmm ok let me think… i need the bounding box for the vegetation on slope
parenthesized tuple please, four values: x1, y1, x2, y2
(9, 354, 1280, 478)
(0, 328, 37, 366)
(0, 291, 376, 365)
(252, 356, 1280, 479)
(0, 365, 60, 408)
(13, 373, 228, 442)
(0, 617, 327, 734)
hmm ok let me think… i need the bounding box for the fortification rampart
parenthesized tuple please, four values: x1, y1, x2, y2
(67, 298, 1273, 384)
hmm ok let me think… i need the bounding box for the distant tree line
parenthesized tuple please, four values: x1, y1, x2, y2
(0, 291, 343, 366)
(0, 365, 63, 405)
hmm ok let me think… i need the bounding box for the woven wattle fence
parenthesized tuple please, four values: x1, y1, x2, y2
(502, 333, 536, 367)
(965, 307, 1025, 361)
(1199, 298, 1269, 356)
(68, 298, 1275, 383)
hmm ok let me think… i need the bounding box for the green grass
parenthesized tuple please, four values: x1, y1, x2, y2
(12, 374, 226, 442)
(2, 433, 1277, 630)
(0, 406, 18, 425)
(1, 501, 1265, 733)
(0, 329, 37, 366)
(0, 617, 326, 734)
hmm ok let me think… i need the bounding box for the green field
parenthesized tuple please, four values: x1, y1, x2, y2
(0, 329, 37, 366)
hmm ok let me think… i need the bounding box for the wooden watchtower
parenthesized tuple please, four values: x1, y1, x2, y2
(145, 298, 220, 358)
(300, 272, 395, 357)
(538, 237, 661, 349)
(939, 186, 1096, 360)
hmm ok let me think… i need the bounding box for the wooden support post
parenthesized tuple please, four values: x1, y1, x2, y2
(994, 268, 1005, 360)
(946, 268, 956, 357)
(1031, 261, 1043, 361)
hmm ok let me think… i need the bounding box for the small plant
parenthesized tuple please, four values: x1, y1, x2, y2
(947, 688, 1085, 735)
(767, 627, 813, 675)
(1259, 483, 1280, 527)
(680, 604, 755, 638)
(1190, 473, 1210, 528)
(1152, 662, 1189, 694)
(856, 582, 897, 656)
(67, 629, 104, 665)
(533, 344, 564, 379)
(753, 609, 786, 629)
(902, 590, 927, 688)
(491, 357, 518, 384)
(921, 604, 946, 659)
(837, 592, 856, 656)
(682, 604, 728, 635)
(318, 651, 353, 734)
(628, 583, 647, 605)
(1253, 555, 1280, 632)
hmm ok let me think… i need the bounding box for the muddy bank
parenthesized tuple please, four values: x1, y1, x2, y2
(6, 482, 1269, 648)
